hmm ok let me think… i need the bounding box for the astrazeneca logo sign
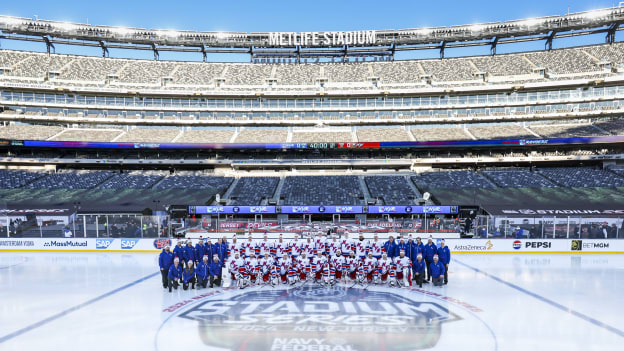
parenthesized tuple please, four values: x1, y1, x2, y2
(155, 286, 491, 351)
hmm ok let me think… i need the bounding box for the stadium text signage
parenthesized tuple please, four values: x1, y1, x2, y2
(268, 31, 377, 47)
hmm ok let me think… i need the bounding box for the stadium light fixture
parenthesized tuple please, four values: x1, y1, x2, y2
(55, 22, 78, 32)
(417, 28, 432, 36)
(518, 18, 541, 28)
(584, 9, 611, 20)
(155, 29, 181, 39)
(111, 26, 133, 37)
(469, 24, 485, 33)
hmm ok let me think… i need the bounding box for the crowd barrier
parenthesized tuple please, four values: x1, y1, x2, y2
(0, 238, 622, 254)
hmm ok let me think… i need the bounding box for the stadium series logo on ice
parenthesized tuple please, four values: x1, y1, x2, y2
(157, 285, 496, 351)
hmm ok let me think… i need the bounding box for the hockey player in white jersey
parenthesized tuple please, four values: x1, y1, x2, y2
(355, 233, 369, 262)
(278, 254, 293, 284)
(297, 252, 312, 280)
(326, 235, 341, 257)
(364, 253, 378, 282)
(377, 253, 392, 283)
(314, 232, 326, 257)
(228, 252, 246, 283)
(311, 253, 327, 281)
(330, 250, 346, 280)
(242, 235, 256, 258)
(259, 254, 274, 283)
(340, 231, 354, 258)
(346, 251, 359, 280)
(245, 253, 261, 284)
(394, 249, 413, 287)
(257, 234, 272, 258)
(301, 236, 315, 258)
(273, 234, 288, 259)
(290, 234, 302, 259)
(369, 234, 383, 259)
(228, 235, 242, 259)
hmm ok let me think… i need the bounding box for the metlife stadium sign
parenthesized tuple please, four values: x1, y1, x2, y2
(268, 31, 376, 47)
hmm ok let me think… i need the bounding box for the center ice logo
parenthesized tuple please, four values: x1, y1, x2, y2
(170, 286, 462, 351)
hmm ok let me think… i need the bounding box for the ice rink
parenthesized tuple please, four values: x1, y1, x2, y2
(1, 252, 623, 351)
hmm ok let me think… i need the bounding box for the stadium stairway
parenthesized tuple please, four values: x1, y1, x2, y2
(358, 176, 373, 204)
(272, 177, 286, 205)
(403, 175, 423, 199)
(221, 177, 241, 203)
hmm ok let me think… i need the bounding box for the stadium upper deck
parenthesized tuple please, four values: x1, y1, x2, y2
(0, 42, 623, 93)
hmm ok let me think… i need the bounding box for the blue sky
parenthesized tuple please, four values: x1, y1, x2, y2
(0, 0, 620, 61)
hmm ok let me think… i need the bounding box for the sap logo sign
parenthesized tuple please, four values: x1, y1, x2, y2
(121, 239, 140, 250)
(96, 239, 114, 249)
(525, 241, 551, 249)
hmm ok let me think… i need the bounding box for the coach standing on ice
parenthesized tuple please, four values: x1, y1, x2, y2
(423, 237, 437, 283)
(437, 239, 451, 285)
(383, 236, 398, 259)
(159, 245, 173, 289)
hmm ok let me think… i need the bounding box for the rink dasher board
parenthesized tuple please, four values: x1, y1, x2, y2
(0, 238, 622, 254)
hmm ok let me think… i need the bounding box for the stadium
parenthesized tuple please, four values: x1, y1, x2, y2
(1, 3, 623, 351)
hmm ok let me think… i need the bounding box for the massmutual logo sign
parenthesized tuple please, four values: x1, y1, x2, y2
(156, 286, 495, 351)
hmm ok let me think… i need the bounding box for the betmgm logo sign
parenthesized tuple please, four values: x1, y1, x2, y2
(173, 287, 462, 351)
(571, 240, 610, 251)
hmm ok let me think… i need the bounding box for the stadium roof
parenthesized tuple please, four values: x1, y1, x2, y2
(1, 7, 624, 60)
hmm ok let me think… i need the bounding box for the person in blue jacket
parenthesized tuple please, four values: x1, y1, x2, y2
(437, 239, 451, 285)
(183, 240, 195, 266)
(196, 256, 211, 289)
(383, 236, 398, 259)
(172, 241, 184, 262)
(159, 245, 174, 289)
(429, 254, 446, 287)
(168, 257, 183, 292)
(405, 236, 418, 280)
(203, 238, 214, 260)
(396, 238, 408, 259)
(423, 237, 438, 282)
(209, 255, 224, 288)
(413, 253, 426, 288)
(182, 261, 196, 290)
(195, 240, 206, 265)
(214, 238, 228, 263)
(415, 237, 425, 255)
